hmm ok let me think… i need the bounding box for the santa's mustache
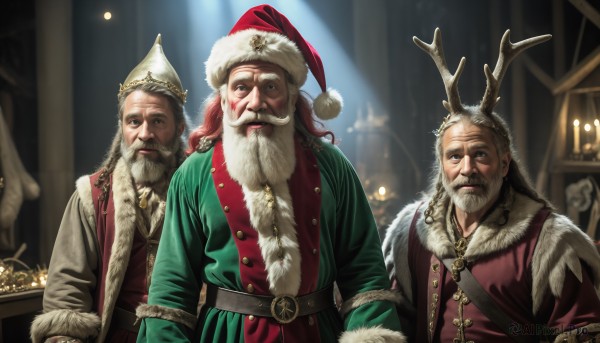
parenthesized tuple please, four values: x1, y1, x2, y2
(224, 110, 291, 128)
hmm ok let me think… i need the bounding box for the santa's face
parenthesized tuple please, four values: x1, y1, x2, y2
(223, 61, 295, 137)
(441, 121, 510, 216)
(221, 62, 297, 187)
(120, 90, 182, 183)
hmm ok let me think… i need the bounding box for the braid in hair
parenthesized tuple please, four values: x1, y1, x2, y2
(424, 180, 444, 224)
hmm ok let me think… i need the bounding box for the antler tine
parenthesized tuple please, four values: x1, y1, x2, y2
(480, 30, 552, 113)
(413, 27, 465, 113)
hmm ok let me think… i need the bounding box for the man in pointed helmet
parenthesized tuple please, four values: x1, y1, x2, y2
(136, 5, 405, 343)
(382, 28, 600, 342)
(30, 34, 188, 343)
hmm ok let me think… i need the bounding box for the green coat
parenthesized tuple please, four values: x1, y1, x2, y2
(137, 139, 403, 342)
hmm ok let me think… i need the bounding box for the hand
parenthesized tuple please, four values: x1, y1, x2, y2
(43, 336, 83, 343)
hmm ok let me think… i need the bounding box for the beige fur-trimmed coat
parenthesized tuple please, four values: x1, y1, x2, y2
(30, 158, 167, 343)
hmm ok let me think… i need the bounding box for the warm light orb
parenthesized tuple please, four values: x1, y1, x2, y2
(595, 119, 599, 127)
(378, 186, 386, 197)
(104, 11, 112, 20)
(585, 123, 592, 132)
(573, 119, 580, 127)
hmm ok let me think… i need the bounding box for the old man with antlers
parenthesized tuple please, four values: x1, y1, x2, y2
(382, 28, 600, 342)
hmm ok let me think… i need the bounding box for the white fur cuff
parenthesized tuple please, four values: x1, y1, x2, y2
(30, 309, 100, 343)
(339, 326, 407, 343)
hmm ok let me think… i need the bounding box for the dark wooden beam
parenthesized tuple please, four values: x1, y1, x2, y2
(568, 0, 600, 29)
(552, 45, 600, 94)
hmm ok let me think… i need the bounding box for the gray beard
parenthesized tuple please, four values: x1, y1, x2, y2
(442, 169, 504, 214)
(120, 138, 179, 184)
(222, 104, 296, 189)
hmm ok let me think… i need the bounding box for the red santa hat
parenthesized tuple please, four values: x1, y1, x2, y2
(205, 4, 343, 120)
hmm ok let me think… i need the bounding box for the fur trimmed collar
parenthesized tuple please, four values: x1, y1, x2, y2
(76, 158, 167, 342)
(416, 187, 544, 261)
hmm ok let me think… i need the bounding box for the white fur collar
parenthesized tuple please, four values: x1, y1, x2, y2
(98, 158, 137, 342)
(416, 188, 544, 261)
(242, 181, 301, 296)
(75, 158, 167, 342)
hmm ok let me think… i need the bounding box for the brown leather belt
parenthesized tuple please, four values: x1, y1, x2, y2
(204, 283, 335, 324)
(112, 306, 140, 333)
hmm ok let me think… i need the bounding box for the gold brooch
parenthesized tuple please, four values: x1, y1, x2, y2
(250, 34, 266, 52)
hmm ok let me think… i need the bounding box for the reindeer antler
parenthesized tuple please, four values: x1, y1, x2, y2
(480, 30, 552, 114)
(413, 27, 466, 114)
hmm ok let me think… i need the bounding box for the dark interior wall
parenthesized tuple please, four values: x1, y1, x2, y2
(0, 0, 39, 265)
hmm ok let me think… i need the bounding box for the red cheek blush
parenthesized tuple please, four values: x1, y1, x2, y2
(229, 101, 237, 112)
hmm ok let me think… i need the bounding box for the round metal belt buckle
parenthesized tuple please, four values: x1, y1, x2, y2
(270, 295, 299, 324)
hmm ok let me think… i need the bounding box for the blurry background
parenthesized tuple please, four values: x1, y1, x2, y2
(1, 0, 599, 268)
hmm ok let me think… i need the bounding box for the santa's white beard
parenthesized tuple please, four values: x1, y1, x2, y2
(442, 170, 504, 214)
(222, 106, 296, 189)
(222, 101, 301, 295)
(121, 138, 178, 184)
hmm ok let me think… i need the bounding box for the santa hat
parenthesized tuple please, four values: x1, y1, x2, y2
(205, 4, 342, 120)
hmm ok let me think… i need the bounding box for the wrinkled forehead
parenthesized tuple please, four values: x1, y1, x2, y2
(228, 61, 287, 81)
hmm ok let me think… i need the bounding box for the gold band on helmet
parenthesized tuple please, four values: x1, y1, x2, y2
(118, 34, 187, 103)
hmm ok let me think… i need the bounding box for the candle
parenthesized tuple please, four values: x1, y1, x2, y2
(573, 119, 580, 154)
(585, 123, 592, 140)
(595, 119, 600, 145)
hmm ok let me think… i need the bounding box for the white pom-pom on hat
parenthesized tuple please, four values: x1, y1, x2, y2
(314, 88, 343, 120)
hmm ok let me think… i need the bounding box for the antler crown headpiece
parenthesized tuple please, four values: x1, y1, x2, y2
(413, 28, 551, 135)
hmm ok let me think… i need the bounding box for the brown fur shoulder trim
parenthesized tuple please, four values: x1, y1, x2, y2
(135, 304, 196, 330)
(340, 289, 404, 317)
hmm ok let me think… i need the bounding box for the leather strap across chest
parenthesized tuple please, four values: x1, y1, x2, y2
(410, 205, 552, 342)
